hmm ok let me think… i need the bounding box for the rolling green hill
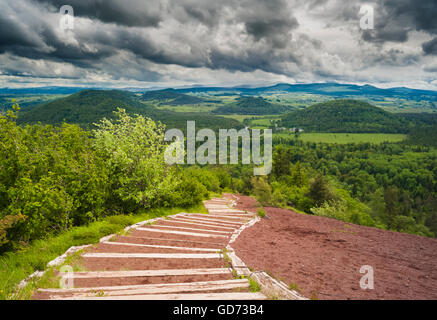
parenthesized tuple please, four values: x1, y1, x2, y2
(142, 89, 204, 105)
(17, 89, 243, 131)
(280, 99, 409, 133)
(213, 96, 288, 115)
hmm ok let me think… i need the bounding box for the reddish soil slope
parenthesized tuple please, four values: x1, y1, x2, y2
(231, 195, 437, 300)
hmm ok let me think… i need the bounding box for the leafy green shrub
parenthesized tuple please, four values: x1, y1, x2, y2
(307, 175, 333, 206)
(184, 167, 221, 193)
(271, 189, 286, 208)
(391, 215, 434, 237)
(251, 177, 272, 205)
(257, 208, 266, 218)
(1, 108, 109, 249)
(93, 108, 179, 211)
(0, 215, 26, 246)
(164, 174, 208, 207)
(311, 199, 377, 227)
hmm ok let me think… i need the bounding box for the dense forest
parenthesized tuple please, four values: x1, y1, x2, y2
(265, 139, 437, 237)
(142, 89, 205, 105)
(213, 96, 288, 115)
(280, 99, 410, 133)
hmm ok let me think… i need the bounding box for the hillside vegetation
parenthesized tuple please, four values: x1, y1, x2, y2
(213, 96, 288, 115)
(280, 99, 408, 133)
(142, 89, 205, 105)
(17, 90, 242, 131)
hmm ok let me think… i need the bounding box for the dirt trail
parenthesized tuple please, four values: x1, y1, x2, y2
(32, 196, 266, 300)
(232, 195, 437, 300)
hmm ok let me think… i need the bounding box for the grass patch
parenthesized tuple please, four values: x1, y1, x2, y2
(248, 277, 261, 292)
(0, 203, 206, 300)
(275, 132, 407, 144)
(310, 292, 318, 300)
(289, 282, 302, 293)
(222, 249, 232, 269)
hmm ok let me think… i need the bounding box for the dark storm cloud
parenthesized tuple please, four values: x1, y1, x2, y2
(1, 0, 305, 77)
(0, 14, 39, 49)
(244, 17, 299, 48)
(0, 0, 435, 86)
(32, 0, 162, 27)
(422, 37, 437, 55)
(241, 0, 298, 45)
(358, 0, 437, 44)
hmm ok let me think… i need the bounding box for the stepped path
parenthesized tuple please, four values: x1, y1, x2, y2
(33, 196, 267, 300)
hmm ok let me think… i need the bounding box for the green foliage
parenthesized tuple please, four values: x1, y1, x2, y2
(93, 108, 178, 210)
(272, 145, 292, 178)
(311, 199, 376, 227)
(142, 89, 204, 105)
(266, 142, 436, 237)
(1, 108, 109, 247)
(307, 175, 333, 207)
(280, 99, 409, 133)
(17, 89, 243, 133)
(257, 208, 266, 218)
(0, 106, 218, 253)
(248, 277, 261, 292)
(213, 96, 288, 115)
(251, 177, 272, 205)
(285, 133, 407, 144)
(391, 216, 434, 238)
(0, 215, 26, 246)
(163, 173, 208, 208)
(289, 282, 302, 293)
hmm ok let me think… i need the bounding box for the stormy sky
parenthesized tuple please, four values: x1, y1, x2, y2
(0, 0, 436, 89)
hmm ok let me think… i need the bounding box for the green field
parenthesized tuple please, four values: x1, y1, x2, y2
(155, 103, 217, 113)
(275, 132, 407, 144)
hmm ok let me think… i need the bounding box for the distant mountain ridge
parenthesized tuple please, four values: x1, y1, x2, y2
(176, 83, 437, 100)
(3, 83, 437, 99)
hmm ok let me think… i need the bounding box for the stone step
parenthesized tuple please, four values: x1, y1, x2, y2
(101, 241, 222, 252)
(82, 253, 222, 259)
(51, 292, 267, 300)
(117, 235, 227, 248)
(205, 213, 254, 219)
(57, 268, 232, 279)
(207, 210, 247, 213)
(40, 279, 250, 299)
(180, 216, 244, 226)
(135, 227, 229, 238)
(192, 214, 249, 221)
(171, 217, 240, 228)
(148, 224, 232, 235)
(162, 219, 236, 230)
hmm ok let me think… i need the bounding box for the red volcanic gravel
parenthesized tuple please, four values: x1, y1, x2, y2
(232, 195, 437, 300)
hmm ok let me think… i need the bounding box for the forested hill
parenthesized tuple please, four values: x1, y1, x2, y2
(17, 89, 243, 131)
(213, 96, 288, 115)
(142, 89, 205, 105)
(280, 99, 408, 133)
